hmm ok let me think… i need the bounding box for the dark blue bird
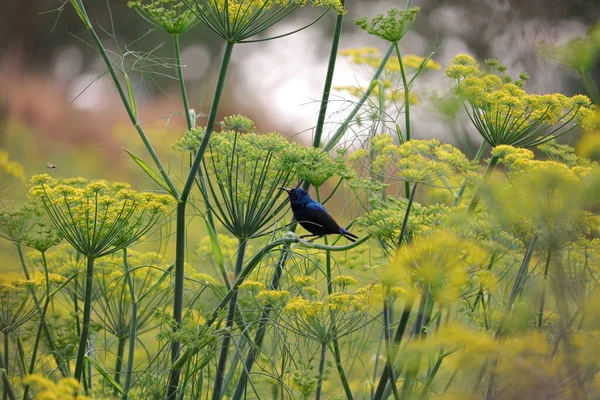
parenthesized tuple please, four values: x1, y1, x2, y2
(279, 187, 358, 242)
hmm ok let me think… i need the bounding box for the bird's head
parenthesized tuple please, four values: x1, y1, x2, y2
(278, 187, 310, 202)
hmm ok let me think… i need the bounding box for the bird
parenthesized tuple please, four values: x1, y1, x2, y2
(279, 187, 358, 242)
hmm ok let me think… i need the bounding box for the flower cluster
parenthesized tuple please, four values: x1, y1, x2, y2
(187, 0, 344, 42)
(446, 54, 595, 148)
(128, 0, 199, 35)
(175, 117, 352, 237)
(383, 230, 488, 304)
(22, 375, 91, 400)
(0, 151, 25, 182)
(352, 135, 473, 187)
(29, 175, 172, 257)
(355, 7, 420, 43)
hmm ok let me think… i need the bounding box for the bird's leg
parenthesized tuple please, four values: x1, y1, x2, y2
(307, 235, 324, 243)
(299, 234, 321, 241)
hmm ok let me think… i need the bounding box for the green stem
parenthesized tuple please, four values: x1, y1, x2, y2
(168, 40, 234, 397)
(453, 141, 486, 207)
(114, 336, 127, 394)
(212, 239, 248, 400)
(315, 189, 353, 400)
(323, 44, 394, 152)
(581, 71, 600, 104)
(174, 35, 193, 130)
(537, 248, 552, 328)
(397, 182, 418, 247)
(181, 41, 235, 203)
(231, 244, 292, 400)
(312, 0, 346, 148)
(372, 296, 414, 400)
(15, 244, 67, 377)
(506, 234, 539, 314)
(123, 248, 137, 399)
(3, 333, 8, 400)
(393, 42, 410, 142)
(74, 255, 95, 383)
(167, 201, 187, 400)
(383, 294, 400, 400)
(15, 337, 26, 377)
(466, 155, 499, 212)
(0, 350, 15, 400)
(74, 5, 178, 196)
(314, 341, 328, 400)
(23, 251, 53, 400)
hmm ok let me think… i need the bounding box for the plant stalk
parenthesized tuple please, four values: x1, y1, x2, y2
(212, 239, 248, 400)
(314, 341, 328, 400)
(74, 255, 95, 382)
(467, 155, 499, 212)
(123, 248, 138, 399)
(174, 35, 193, 130)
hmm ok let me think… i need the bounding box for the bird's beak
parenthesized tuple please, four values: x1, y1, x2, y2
(278, 187, 291, 193)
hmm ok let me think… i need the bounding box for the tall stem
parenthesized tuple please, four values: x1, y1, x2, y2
(453, 141, 486, 206)
(168, 41, 234, 396)
(537, 248, 552, 328)
(467, 155, 499, 212)
(15, 244, 67, 377)
(74, 255, 95, 382)
(212, 239, 248, 400)
(231, 245, 292, 400)
(312, 0, 346, 147)
(174, 35, 193, 130)
(123, 248, 138, 399)
(0, 348, 15, 400)
(373, 296, 414, 400)
(323, 44, 394, 152)
(71, 1, 178, 196)
(23, 251, 53, 400)
(114, 336, 127, 394)
(3, 333, 8, 400)
(383, 293, 401, 400)
(393, 41, 411, 141)
(314, 341, 328, 400)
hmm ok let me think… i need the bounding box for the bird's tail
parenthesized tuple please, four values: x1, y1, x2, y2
(340, 227, 358, 243)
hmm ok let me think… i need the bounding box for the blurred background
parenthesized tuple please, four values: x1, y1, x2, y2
(1, 0, 599, 185)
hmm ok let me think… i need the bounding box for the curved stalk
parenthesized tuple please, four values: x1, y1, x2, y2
(74, 255, 95, 382)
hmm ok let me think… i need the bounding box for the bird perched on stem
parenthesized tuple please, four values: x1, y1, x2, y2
(279, 187, 358, 242)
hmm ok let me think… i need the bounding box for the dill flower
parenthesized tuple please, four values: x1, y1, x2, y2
(358, 135, 473, 188)
(358, 196, 449, 248)
(28, 176, 172, 257)
(0, 151, 25, 182)
(0, 202, 41, 244)
(128, 0, 198, 35)
(255, 289, 290, 306)
(282, 292, 367, 342)
(355, 7, 420, 43)
(239, 280, 266, 292)
(0, 277, 42, 334)
(446, 54, 595, 148)
(22, 375, 91, 400)
(331, 275, 358, 289)
(187, 0, 344, 43)
(383, 231, 488, 304)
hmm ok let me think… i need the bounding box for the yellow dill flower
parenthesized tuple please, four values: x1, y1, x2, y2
(331, 275, 358, 288)
(187, 0, 344, 42)
(0, 151, 25, 181)
(239, 280, 266, 292)
(576, 130, 600, 161)
(294, 275, 317, 287)
(23, 375, 91, 399)
(256, 290, 290, 306)
(29, 176, 171, 257)
(447, 54, 595, 148)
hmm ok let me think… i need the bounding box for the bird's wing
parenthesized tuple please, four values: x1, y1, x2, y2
(304, 203, 341, 234)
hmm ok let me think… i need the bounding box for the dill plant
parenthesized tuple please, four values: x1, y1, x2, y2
(28, 175, 172, 383)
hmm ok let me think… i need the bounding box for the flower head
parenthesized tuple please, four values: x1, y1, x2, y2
(355, 7, 419, 43)
(128, 0, 199, 35)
